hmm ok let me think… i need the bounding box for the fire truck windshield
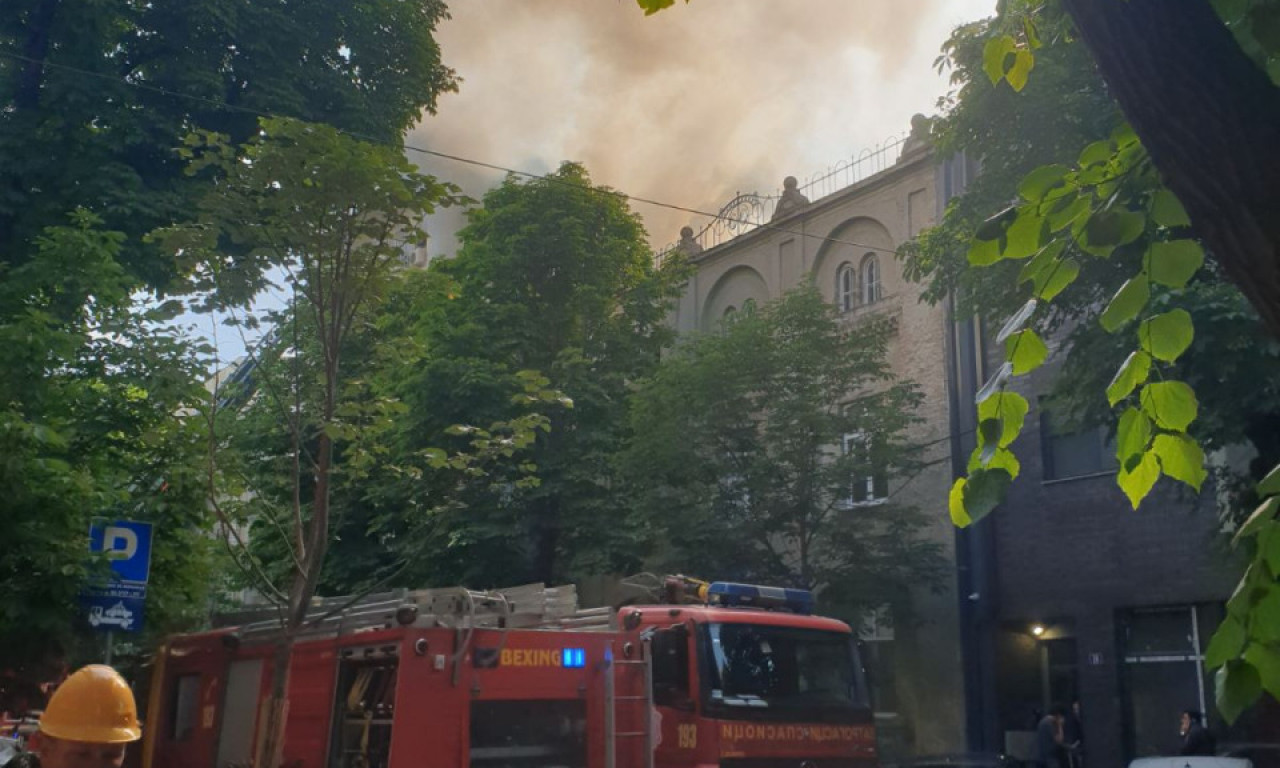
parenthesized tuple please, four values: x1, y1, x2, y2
(701, 623, 868, 721)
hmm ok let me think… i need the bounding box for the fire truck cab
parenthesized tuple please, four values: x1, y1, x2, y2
(141, 580, 876, 768)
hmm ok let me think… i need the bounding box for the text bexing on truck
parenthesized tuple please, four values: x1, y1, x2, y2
(142, 576, 877, 768)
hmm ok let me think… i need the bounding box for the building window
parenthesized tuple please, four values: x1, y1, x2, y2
(860, 254, 882, 305)
(1041, 411, 1118, 481)
(837, 263, 855, 313)
(843, 432, 888, 505)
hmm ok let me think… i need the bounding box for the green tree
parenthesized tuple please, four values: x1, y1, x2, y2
(0, 211, 220, 689)
(156, 117, 461, 768)
(0, 0, 460, 689)
(1, 0, 457, 288)
(623, 287, 945, 615)
(323, 163, 688, 590)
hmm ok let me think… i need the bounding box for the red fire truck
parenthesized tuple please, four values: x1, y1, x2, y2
(141, 577, 877, 768)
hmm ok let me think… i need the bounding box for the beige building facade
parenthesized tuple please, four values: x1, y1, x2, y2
(666, 136, 966, 757)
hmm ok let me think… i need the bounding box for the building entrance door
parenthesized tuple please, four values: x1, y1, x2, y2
(1120, 605, 1219, 759)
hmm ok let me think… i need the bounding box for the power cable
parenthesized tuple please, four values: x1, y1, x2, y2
(0, 48, 904, 257)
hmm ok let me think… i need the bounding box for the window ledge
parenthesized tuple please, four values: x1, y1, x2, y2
(839, 296, 902, 325)
(1040, 469, 1118, 486)
(838, 498, 890, 510)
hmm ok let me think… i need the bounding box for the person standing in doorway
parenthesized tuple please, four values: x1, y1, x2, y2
(1063, 700, 1085, 768)
(1037, 705, 1068, 768)
(1179, 709, 1216, 756)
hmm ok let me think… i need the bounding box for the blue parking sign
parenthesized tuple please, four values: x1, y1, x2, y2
(88, 520, 153, 585)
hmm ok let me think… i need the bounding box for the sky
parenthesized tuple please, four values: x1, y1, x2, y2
(197, 0, 996, 362)
(408, 0, 996, 257)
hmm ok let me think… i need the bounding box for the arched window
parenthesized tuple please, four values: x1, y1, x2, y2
(723, 305, 737, 319)
(836, 263, 855, 313)
(860, 254, 881, 305)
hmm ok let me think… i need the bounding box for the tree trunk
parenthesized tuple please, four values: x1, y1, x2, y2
(256, 640, 293, 768)
(532, 495, 560, 585)
(15, 0, 60, 110)
(1060, 0, 1280, 340)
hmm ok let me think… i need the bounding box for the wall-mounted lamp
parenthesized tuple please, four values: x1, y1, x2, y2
(1031, 624, 1046, 637)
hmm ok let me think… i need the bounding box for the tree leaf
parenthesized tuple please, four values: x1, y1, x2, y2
(949, 478, 972, 528)
(1206, 616, 1248, 668)
(1152, 433, 1207, 491)
(1106, 351, 1152, 406)
(1116, 407, 1153, 466)
(1217, 660, 1263, 724)
(1004, 212, 1046, 260)
(1151, 188, 1191, 228)
(968, 236, 1004, 266)
(979, 418, 1003, 449)
(1005, 329, 1048, 375)
(978, 391, 1029, 447)
(1110, 122, 1140, 148)
(968, 446, 1022, 480)
(1265, 523, 1280, 575)
(1148, 240, 1205, 289)
(975, 205, 1018, 241)
(963, 468, 1013, 524)
(1140, 381, 1199, 432)
(1017, 241, 1066, 286)
(1079, 139, 1113, 168)
(636, 0, 680, 15)
(1048, 196, 1090, 232)
(1019, 165, 1070, 203)
(1235, 496, 1280, 543)
(1082, 209, 1145, 256)
(975, 361, 1013, 404)
(1033, 256, 1080, 301)
(1118, 451, 1160, 509)
(996, 298, 1039, 343)
(1254, 591, 1280, 643)
(1006, 49, 1035, 91)
(1244, 643, 1280, 701)
(1139, 309, 1195, 362)
(1258, 462, 1280, 497)
(1099, 277, 1150, 333)
(983, 35, 1017, 85)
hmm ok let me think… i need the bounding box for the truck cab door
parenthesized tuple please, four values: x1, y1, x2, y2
(651, 625, 699, 768)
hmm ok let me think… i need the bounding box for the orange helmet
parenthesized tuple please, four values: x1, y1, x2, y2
(39, 665, 141, 743)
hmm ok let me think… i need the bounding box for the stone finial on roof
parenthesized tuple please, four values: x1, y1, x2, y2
(900, 113, 934, 161)
(677, 225, 704, 256)
(771, 176, 810, 221)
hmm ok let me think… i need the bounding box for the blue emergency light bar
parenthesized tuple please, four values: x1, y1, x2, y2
(561, 648, 586, 668)
(706, 582, 815, 614)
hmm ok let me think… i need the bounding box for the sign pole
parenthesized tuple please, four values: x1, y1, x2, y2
(105, 631, 114, 666)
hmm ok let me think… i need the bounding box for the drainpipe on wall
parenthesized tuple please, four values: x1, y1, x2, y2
(940, 153, 1001, 753)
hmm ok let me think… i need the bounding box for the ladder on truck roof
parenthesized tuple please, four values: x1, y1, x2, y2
(228, 583, 616, 642)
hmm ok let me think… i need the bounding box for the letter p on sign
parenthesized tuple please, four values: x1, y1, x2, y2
(104, 527, 138, 561)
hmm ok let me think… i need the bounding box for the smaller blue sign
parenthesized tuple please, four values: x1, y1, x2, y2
(81, 593, 144, 634)
(561, 648, 585, 668)
(89, 520, 153, 585)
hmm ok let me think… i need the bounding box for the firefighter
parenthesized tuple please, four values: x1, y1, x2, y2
(3, 666, 141, 768)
